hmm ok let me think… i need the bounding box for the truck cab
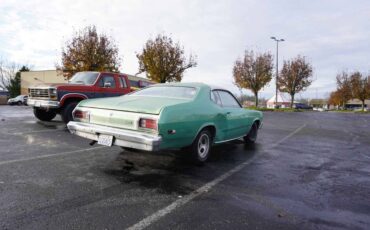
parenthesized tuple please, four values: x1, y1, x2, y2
(27, 71, 136, 123)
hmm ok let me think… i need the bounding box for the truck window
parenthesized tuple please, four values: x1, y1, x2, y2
(99, 75, 116, 88)
(118, 76, 128, 88)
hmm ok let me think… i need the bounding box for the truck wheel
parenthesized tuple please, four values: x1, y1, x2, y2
(61, 102, 78, 123)
(191, 129, 212, 165)
(33, 108, 57, 121)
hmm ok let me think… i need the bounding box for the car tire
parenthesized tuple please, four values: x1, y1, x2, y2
(17, 101, 22, 105)
(33, 108, 57, 121)
(244, 122, 258, 144)
(191, 129, 212, 165)
(61, 102, 78, 124)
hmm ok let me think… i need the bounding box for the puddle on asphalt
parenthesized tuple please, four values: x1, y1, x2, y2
(104, 157, 196, 195)
(103, 143, 259, 195)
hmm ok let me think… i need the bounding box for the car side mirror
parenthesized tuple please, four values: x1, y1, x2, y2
(104, 82, 112, 88)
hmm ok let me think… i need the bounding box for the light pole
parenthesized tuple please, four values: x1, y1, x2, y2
(270, 36, 284, 108)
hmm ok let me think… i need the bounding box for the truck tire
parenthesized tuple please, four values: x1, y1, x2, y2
(61, 102, 78, 123)
(33, 108, 57, 121)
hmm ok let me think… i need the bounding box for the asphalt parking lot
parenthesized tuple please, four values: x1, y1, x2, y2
(0, 105, 369, 230)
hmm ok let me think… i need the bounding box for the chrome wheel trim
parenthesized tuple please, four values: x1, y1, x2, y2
(198, 133, 210, 159)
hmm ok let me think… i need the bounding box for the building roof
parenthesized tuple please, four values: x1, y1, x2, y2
(267, 93, 290, 104)
(310, 99, 328, 105)
(346, 99, 370, 105)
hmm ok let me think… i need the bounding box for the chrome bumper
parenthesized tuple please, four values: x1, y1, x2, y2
(27, 99, 60, 108)
(67, 121, 162, 151)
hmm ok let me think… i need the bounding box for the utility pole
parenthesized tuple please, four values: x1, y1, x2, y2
(270, 36, 284, 108)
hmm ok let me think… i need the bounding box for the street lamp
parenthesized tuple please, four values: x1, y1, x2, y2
(270, 36, 284, 108)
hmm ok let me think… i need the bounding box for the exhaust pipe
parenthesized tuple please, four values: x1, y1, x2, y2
(89, 140, 97, 146)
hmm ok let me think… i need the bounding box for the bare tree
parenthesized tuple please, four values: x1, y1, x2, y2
(0, 59, 18, 92)
(233, 50, 273, 107)
(136, 34, 197, 83)
(58, 25, 121, 79)
(278, 56, 313, 108)
(350, 72, 370, 111)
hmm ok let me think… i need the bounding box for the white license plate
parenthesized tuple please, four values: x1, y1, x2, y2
(34, 101, 41, 107)
(97, 134, 113, 146)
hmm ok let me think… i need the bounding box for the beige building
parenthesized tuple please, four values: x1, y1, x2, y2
(21, 70, 151, 95)
(346, 99, 370, 109)
(21, 70, 66, 95)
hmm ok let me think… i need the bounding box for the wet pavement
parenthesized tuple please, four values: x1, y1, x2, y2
(0, 105, 369, 230)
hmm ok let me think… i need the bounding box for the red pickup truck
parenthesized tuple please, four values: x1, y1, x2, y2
(27, 71, 147, 123)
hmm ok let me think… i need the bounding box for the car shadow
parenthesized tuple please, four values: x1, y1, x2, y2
(103, 142, 261, 195)
(35, 119, 67, 130)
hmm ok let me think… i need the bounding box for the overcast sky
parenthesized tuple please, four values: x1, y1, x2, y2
(1, 0, 369, 99)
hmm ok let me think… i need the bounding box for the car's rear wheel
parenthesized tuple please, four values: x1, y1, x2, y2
(244, 122, 258, 144)
(191, 129, 212, 164)
(61, 102, 78, 123)
(17, 101, 22, 105)
(33, 108, 57, 121)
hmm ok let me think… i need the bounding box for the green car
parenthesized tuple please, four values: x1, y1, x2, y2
(67, 82, 262, 163)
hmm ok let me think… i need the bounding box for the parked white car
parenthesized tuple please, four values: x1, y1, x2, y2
(7, 95, 28, 105)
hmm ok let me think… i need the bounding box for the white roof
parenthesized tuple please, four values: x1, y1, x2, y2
(267, 93, 290, 103)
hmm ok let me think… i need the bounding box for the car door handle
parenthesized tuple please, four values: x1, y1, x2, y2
(225, 112, 231, 115)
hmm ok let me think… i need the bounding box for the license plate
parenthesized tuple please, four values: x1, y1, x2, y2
(97, 134, 113, 146)
(35, 101, 41, 107)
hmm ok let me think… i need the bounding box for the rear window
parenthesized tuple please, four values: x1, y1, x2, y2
(130, 86, 197, 99)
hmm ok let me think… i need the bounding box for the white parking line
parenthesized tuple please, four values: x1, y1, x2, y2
(270, 124, 306, 148)
(0, 146, 107, 166)
(127, 123, 307, 230)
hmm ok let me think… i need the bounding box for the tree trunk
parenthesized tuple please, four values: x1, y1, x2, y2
(254, 92, 259, 107)
(290, 94, 295, 108)
(362, 100, 365, 111)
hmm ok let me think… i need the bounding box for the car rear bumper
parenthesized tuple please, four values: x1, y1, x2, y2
(27, 99, 60, 108)
(67, 121, 162, 151)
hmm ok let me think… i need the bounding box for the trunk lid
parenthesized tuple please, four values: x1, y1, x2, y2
(79, 95, 190, 115)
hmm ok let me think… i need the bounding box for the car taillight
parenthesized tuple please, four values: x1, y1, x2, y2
(73, 109, 90, 122)
(139, 118, 157, 130)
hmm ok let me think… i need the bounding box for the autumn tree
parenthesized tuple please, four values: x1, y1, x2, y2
(350, 72, 370, 111)
(136, 34, 197, 83)
(233, 50, 273, 107)
(336, 71, 352, 108)
(328, 90, 343, 108)
(59, 25, 121, 79)
(278, 56, 313, 108)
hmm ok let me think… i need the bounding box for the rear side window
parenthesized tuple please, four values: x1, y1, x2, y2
(119, 76, 127, 88)
(99, 75, 116, 88)
(211, 91, 222, 106)
(217, 90, 241, 108)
